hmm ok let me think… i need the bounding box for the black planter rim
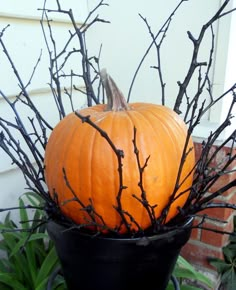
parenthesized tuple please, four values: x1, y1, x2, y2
(47, 216, 193, 244)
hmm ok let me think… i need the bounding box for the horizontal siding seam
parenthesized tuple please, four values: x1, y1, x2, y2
(0, 166, 22, 176)
(0, 12, 83, 25)
(0, 85, 86, 101)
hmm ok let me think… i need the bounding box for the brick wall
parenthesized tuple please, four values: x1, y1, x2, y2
(181, 141, 236, 274)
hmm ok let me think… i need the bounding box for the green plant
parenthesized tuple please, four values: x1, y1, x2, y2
(0, 192, 66, 290)
(167, 255, 213, 290)
(208, 216, 236, 290)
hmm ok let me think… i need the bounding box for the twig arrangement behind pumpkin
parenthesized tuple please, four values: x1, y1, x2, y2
(0, 0, 235, 237)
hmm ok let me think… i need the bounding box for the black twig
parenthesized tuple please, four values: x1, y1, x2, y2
(174, 0, 232, 114)
(74, 111, 132, 233)
(128, 0, 188, 102)
(0, 0, 235, 237)
(139, 14, 170, 105)
(132, 127, 156, 227)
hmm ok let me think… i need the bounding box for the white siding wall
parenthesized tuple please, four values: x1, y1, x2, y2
(0, 0, 234, 220)
(222, 0, 236, 137)
(0, 0, 88, 218)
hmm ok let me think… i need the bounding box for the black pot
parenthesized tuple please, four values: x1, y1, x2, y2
(47, 218, 193, 290)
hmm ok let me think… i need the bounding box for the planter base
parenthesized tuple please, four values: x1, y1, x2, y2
(47, 219, 192, 290)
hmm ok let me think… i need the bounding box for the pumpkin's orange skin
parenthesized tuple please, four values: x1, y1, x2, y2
(44, 103, 195, 233)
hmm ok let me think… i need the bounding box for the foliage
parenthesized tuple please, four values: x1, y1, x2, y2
(208, 216, 236, 290)
(167, 255, 213, 290)
(0, 191, 213, 290)
(0, 192, 65, 290)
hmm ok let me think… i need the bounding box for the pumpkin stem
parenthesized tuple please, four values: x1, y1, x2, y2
(100, 68, 129, 111)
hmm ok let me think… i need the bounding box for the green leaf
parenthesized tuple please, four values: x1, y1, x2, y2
(175, 255, 201, 275)
(166, 283, 175, 290)
(180, 285, 203, 290)
(35, 246, 59, 286)
(0, 273, 27, 290)
(0, 283, 11, 290)
(3, 212, 12, 226)
(7, 245, 32, 286)
(0, 192, 63, 290)
(174, 268, 212, 288)
(35, 277, 48, 290)
(51, 275, 67, 290)
(223, 246, 236, 264)
(221, 267, 236, 290)
(23, 192, 42, 207)
(0, 259, 9, 272)
(55, 284, 67, 290)
(229, 234, 236, 244)
(174, 256, 213, 288)
(174, 267, 196, 279)
(19, 198, 29, 231)
(208, 257, 232, 273)
(10, 233, 48, 258)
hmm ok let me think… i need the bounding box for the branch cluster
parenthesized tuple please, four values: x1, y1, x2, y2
(0, 0, 235, 237)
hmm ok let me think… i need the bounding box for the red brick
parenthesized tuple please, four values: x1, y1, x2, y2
(200, 218, 233, 247)
(193, 142, 236, 196)
(184, 142, 236, 272)
(201, 227, 230, 248)
(181, 241, 223, 271)
(199, 205, 234, 221)
(208, 171, 236, 195)
(223, 190, 236, 203)
(189, 217, 201, 240)
(194, 142, 204, 162)
(190, 227, 200, 240)
(196, 189, 236, 224)
(193, 141, 236, 167)
(194, 143, 236, 171)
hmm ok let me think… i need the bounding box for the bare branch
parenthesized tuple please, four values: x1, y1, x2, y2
(174, 0, 232, 114)
(128, 0, 188, 102)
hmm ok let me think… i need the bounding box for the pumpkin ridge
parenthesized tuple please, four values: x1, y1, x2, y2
(125, 109, 153, 227)
(123, 109, 158, 226)
(140, 107, 183, 170)
(62, 116, 88, 219)
(125, 107, 193, 221)
(138, 106, 189, 167)
(89, 121, 96, 221)
(55, 115, 80, 203)
(146, 108, 194, 201)
(143, 108, 195, 216)
(108, 111, 135, 229)
(126, 108, 175, 198)
(83, 118, 96, 221)
(90, 112, 119, 228)
(112, 110, 143, 227)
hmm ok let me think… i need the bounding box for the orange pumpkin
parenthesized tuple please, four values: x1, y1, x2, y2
(44, 70, 195, 233)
